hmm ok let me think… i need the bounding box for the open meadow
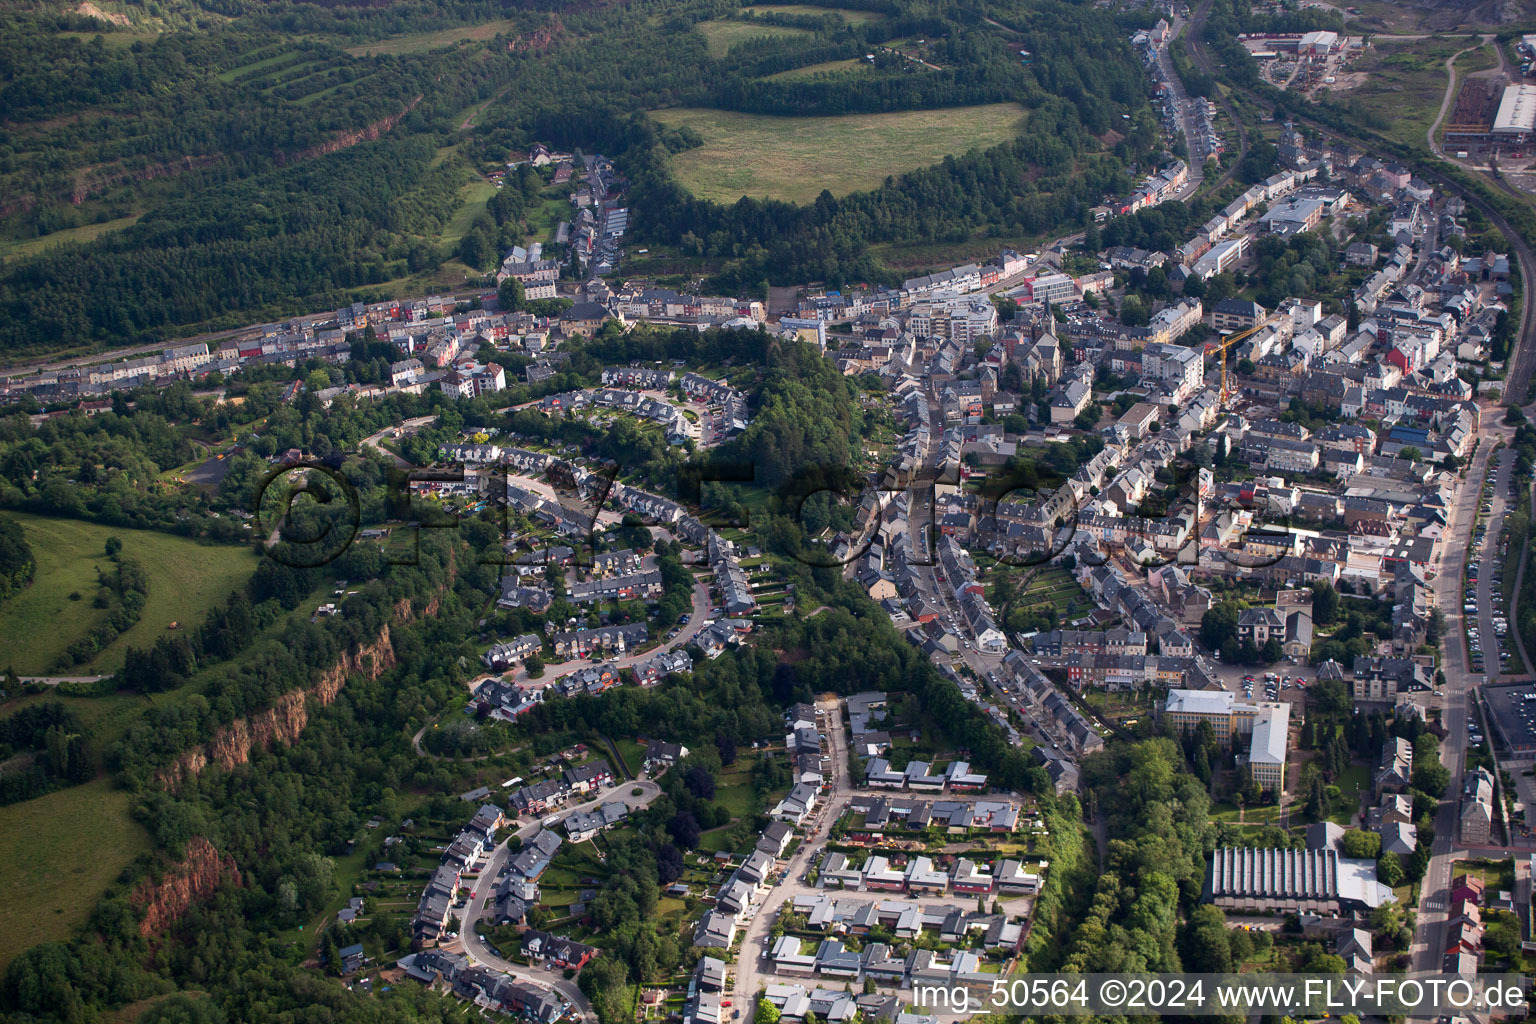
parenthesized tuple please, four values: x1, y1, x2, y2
(0, 215, 141, 264)
(741, 5, 886, 23)
(345, 19, 521, 56)
(0, 514, 257, 675)
(1330, 38, 1492, 149)
(0, 778, 149, 968)
(766, 58, 873, 80)
(649, 104, 1027, 204)
(694, 19, 813, 58)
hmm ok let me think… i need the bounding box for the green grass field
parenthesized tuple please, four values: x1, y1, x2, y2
(0, 514, 257, 674)
(695, 20, 813, 59)
(714, 763, 759, 817)
(1, 684, 192, 760)
(0, 215, 141, 263)
(613, 738, 647, 777)
(0, 777, 149, 968)
(766, 58, 872, 80)
(216, 48, 303, 83)
(741, 5, 886, 23)
(525, 195, 571, 247)
(649, 104, 1026, 204)
(345, 19, 521, 56)
(437, 178, 498, 257)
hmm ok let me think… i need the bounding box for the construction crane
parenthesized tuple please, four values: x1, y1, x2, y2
(1205, 320, 1268, 406)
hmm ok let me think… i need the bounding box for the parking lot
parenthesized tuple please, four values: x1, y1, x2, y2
(1204, 656, 1313, 708)
(1481, 681, 1536, 758)
(1461, 449, 1520, 678)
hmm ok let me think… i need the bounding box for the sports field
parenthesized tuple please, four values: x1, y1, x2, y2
(649, 104, 1026, 204)
(695, 20, 812, 58)
(0, 778, 149, 968)
(0, 514, 257, 674)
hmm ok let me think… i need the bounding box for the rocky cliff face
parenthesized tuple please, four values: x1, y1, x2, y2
(511, 16, 565, 52)
(280, 96, 422, 165)
(154, 623, 397, 790)
(70, 154, 222, 206)
(131, 836, 241, 939)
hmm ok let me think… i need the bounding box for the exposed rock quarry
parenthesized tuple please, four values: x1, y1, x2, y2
(279, 96, 422, 165)
(154, 623, 397, 790)
(131, 836, 241, 939)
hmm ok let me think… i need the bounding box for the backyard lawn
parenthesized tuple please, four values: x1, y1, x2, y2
(714, 762, 760, 817)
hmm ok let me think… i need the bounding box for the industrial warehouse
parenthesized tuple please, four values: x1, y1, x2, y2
(1204, 846, 1396, 915)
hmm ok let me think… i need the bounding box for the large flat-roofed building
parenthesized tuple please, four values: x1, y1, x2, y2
(1246, 702, 1290, 793)
(1163, 690, 1289, 793)
(1193, 237, 1248, 279)
(1205, 846, 1395, 913)
(1260, 197, 1325, 236)
(1161, 689, 1262, 743)
(1298, 30, 1339, 56)
(1494, 85, 1536, 143)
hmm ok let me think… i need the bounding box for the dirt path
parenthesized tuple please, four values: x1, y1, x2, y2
(459, 86, 510, 132)
(1427, 37, 1494, 158)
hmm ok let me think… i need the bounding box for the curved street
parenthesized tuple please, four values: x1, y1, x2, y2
(360, 414, 438, 469)
(454, 777, 665, 1022)
(1426, 38, 1495, 160)
(493, 577, 711, 690)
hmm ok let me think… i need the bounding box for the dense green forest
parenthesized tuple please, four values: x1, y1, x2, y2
(0, 0, 1163, 354)
(0, 516, 35, 600)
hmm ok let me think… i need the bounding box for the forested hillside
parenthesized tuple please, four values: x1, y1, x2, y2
(0, 0, 1163, 356)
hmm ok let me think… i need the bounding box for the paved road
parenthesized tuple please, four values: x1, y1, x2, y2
(498, 468, 624, 531)
(731, 698, 850, 1004)
(1427, 37, 1495, 160)
(1176, 0, 1536, 975)
(14, 675, 108, 687)
(361, 415, 438, 469)
(1470, 446, 1526, 682)
(1410, 409, 1505, 973)
(1182, 0, 1250, 193)
(493, 576, 711, 689)
(1175, 1, 1536, 979)
(1154, 17, 1207, 198)
(455, 778, 664, 1021)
